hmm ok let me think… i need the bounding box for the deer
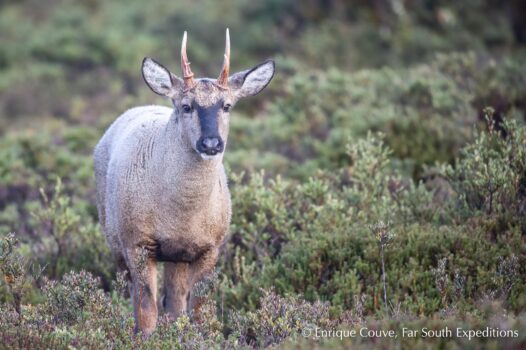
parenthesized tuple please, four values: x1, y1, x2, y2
(93, 29, 275, 335)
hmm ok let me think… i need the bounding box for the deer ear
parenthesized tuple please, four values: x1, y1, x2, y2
(229, 60, 275, 99)
(142, 57, 183, 97)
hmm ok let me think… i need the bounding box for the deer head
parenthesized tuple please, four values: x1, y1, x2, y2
(141, 29, 275, 160)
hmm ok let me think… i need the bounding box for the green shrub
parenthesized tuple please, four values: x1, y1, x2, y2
(1, 2, 526, 347)
(443, 109, 526, 231)
(26, 178, 114, 285)
(227, 53, 489, 179)
(220, 129, 525, 317)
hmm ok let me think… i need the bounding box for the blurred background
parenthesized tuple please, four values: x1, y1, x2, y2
(1, 0, 525, 177)
(1, 1, 526, 347)
(1, 0, 525, 127)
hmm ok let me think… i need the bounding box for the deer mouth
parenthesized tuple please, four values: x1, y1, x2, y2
(199, 152, 222, 161)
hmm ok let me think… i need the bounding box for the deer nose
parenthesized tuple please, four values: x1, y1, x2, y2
(198, 136, 224, 155)
(203, 137, 219, 149)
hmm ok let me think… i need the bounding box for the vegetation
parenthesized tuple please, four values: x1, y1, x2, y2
(1, 0, 525, 348)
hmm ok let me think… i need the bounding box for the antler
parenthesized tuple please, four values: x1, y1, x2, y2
(217, 28, 230, 89)
(181, 31, 196, 90)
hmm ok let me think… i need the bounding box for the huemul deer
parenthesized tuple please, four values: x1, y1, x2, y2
(94, 29, 274, 335)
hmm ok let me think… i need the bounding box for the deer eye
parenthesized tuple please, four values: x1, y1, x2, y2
(223, 104, 231, 113)
(182, 104, 192, 113)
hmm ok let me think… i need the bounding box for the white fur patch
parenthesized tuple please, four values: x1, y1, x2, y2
(200, 153, 221, 161)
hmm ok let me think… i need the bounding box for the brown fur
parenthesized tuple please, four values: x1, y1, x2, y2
(94, 46, 274, 335)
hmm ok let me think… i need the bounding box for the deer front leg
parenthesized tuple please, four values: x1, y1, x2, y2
(127, 250, 158, 336)
(187, 248, 220, 317)
(163, 248, 219, 320)
(163, 262, 191, 320)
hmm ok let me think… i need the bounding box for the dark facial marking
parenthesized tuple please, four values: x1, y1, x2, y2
(194, 100, 225, 155)
(194, 101, 221, 138)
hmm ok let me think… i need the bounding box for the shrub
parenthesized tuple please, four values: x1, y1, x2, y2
(443, 109, 526, 231)
(229, 289, 332, 348)
(220, 128, 526, 317)
(1, 2, 526, 347)
(25, 178, 114, 286)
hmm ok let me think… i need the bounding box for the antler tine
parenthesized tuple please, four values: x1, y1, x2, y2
(181, 31, 196, 90)
(217, 28, 230, 88)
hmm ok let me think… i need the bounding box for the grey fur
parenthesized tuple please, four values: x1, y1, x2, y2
(94, 54, 274, 335)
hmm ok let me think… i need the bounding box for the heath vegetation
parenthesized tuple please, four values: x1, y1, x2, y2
(0, 0, 525, 348)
